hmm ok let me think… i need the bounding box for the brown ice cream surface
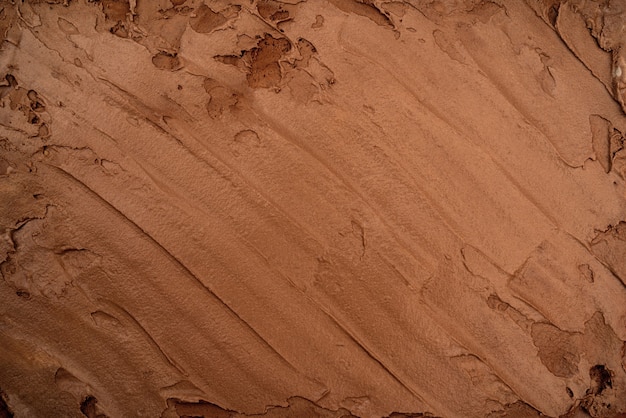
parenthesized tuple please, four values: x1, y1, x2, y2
(1, 0, 626, 417)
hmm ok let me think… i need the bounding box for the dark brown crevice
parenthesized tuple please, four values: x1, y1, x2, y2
(0, 390, 13, 418)
(326, 0, 394, 28)
(213, 34, 291, 89)
(589, 364, 612, 395)
(80, 395, 108, 418)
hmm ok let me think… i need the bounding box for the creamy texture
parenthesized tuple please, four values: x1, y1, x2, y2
(1, 0, 626, 417)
